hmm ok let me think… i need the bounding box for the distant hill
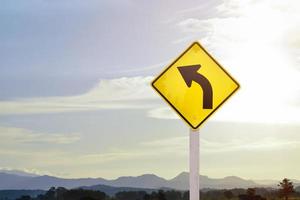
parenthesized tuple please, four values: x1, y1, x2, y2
(0, 173, 32, 190)
(167, 172, 257, 190)
(3, 174, 107, 190)
(106, 174, 167, 188)
(167, 172, 189, 190)
(1, 171, 298, 191)
(207, 175, 257, 189)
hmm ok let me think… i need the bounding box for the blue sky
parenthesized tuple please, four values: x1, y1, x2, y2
(0, 0, 300, 180)
(0, 0, 200, 98)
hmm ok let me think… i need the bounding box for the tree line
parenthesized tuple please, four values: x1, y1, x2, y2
(14, 178, 300, 200)
(15, 188, 187, 200)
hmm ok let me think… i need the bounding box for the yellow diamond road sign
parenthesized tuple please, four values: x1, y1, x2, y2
(152, 42, 239, 129)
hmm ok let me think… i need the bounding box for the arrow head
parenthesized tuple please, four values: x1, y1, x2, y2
(177, 64, 201, 87)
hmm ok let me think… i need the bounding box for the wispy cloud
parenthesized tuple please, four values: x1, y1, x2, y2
(1, 124, 299, 178)
(0, 167, 50, 177)
(0, 76, 158, 115)
(1, 2, 300, 124)
(78, 137, 190, 165)
(201, 137, 300, 153)
(0, 126, 80, 145)
(139, 134, 300, 155)
(147, 107, 179, 120)
(104, 61, 170, 76)
(0, 135, 187, 178)
(86, 135, 300, 162)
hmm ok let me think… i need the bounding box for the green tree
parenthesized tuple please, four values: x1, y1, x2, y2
(246, 188, 256, 198)
(79, 197, 96, 200)
(115, 191, 146, 200)
(224, 190, 234, 200)
(39, 187, 56, 200)
(157, 190, 166, 200)
(143, 193, 151, 200)
(63, 189, 106, 200)
(16, 196, 32, 200)
(278, 178, 294, 200)
(182, 191, 189, 200)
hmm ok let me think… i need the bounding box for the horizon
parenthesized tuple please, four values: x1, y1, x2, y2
(0, 0, 300, 181)
(1, 168, 299, 183)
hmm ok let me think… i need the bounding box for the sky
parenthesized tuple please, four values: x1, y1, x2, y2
(0, 0, 300, 180)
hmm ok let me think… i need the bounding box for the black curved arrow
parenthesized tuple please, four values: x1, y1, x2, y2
(177, 64, 213, 109)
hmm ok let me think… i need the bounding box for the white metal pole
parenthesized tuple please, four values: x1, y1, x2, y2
(189, 128, 200, 200)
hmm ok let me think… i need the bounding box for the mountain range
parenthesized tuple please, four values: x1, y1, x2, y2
(0, 170, 299, 191)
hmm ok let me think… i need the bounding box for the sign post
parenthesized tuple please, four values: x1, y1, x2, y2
(151, 41, 239, 200)
(190, 128, 199, 200)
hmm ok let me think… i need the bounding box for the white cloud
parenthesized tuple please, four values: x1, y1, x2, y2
(105, 61, 170, 75)
(103, 134, 300, 160)
(0, 1, 299, 126)
(151, 0, 300, 124)
(177, 18, 211, 34)
(0, 135, 188, 178)
(147, 95, 300, 124)
(0, 126, 80, 145)
(147, 107, 179, 120)
(78, 137, 189, 166)
(0, 76, 158, 115)
(141, 136, 188, 155)
(139, 135, 300, 155)
(0, 167, 51, 176)
(1, 125, 299, 178)
(201, 137, 300, 154)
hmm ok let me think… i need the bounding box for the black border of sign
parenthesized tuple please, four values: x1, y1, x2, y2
(151, 41, 240, 130)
